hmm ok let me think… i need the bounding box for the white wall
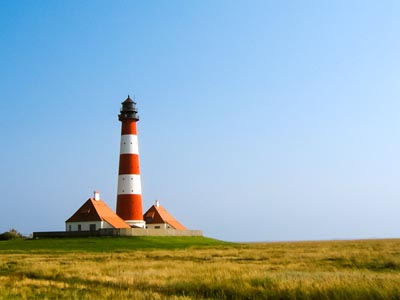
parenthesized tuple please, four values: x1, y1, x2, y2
(65, 221, 113, 232)
(145, 223, 172, 230)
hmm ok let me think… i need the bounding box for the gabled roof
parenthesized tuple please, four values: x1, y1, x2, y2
(143, 204, 187, 230)
(66, 198, 130, 229)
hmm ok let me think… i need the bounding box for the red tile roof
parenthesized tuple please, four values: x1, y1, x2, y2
(143, 204, 187, 230)
(66, 198, 130, 229)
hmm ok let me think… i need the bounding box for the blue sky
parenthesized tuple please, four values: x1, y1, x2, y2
(1, 1, 400, 241)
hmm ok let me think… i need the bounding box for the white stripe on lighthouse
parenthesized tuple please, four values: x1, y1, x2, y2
(120, 134, 139, 155)
(117, 174, 142, 195)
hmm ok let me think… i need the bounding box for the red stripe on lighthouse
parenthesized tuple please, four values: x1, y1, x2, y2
(116, 194, 144, 221)
(118, 154, 140, 175)
(121, 120, 137, 135)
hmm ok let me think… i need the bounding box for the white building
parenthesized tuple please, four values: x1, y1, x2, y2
(65, 192, 130, 231)
(143, 200, 187, 230)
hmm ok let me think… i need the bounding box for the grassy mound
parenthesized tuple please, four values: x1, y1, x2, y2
(0, 236, 230, 253)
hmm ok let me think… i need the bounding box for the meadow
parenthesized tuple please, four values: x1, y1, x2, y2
(1, 237, 400, 299)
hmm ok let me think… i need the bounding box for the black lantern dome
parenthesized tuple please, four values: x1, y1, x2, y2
(118, 95, 139, 121)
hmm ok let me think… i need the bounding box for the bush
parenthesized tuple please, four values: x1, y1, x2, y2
(0, 229, 23, 240)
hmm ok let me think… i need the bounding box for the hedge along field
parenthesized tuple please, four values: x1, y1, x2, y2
(1, 237, 400, 300)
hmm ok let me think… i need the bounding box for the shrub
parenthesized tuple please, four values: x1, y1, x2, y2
(0, 229, 23, 240)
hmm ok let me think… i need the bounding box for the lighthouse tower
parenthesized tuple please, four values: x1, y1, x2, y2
(116, 96, 145, 228)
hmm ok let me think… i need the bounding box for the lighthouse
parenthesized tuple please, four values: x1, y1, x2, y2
(116, 96, 145, 228)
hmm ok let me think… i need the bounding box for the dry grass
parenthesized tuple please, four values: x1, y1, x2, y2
(1, 239, 400, 299)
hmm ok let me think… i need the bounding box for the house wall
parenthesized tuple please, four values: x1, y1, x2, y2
(33, 228, 203, 238)
(116, 228, 203, 236)
(65, 221, 113, 232)
(146, 223, 173, 230)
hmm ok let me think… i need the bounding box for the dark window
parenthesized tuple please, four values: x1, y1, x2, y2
(78, 224, 82, 231)
(155, 226, 160, 229)
(68, 225, 72, 231)
(90, 224, 96, 231)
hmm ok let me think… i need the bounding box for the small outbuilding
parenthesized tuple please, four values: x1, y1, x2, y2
(65, 191, 130, 231)
(143, 200, 186, 230)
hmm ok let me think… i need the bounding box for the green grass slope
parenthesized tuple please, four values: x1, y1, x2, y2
(0, 236, 230, 253)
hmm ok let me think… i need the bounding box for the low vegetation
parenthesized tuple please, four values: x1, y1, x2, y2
(1, 237, 400, 299)
(0, 229, 23, 241)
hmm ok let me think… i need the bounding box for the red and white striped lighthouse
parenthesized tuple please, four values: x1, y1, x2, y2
(116, 96, 145, 228)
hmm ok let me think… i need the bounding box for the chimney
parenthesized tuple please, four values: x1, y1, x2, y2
(94, 191, 100, 201)
(155, 200, 160, 207)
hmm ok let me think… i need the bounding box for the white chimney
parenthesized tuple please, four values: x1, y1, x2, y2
(94, 191, 100, 201)
(155, 200, 160, 207)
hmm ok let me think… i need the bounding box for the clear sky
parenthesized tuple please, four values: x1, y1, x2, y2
(1, 1, 400, 242)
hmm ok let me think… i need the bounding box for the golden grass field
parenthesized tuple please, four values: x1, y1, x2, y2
(1, 238, 400, 299)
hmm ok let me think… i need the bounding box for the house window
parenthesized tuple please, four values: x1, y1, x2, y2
(78, 224, 82, 231)
(155, 226, 160, 229)
(68, 225, 72, 231)
(90, 224, 96, 231)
